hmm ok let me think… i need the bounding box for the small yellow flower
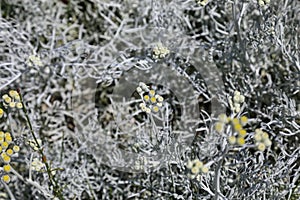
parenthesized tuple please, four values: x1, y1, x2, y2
(16, 102, 23, 109)
(28, 55, 43, 67)
(201, 166, 209, 173)
(31, 158, 44, 171)
(150, 96, 157, 103)
(5, 136, 12, 143)
(13, 145, 20, 153)
(234, 123, 243, 132)
(1, 152, 6, 158)
(149, 90, 155, 96)
(4, 132, 11, 137)
(145, 108, 151, 113)
(228, 136, 236, 145)
(187, 160, 193, 169)
(0, 108, 4, 118)
(140, 103, 146, 108)
(257, 142, 266, 151)
(258, 0, 265, 6)
(194, 160, 203, 168)
(240, 116, 248, 126)
(2, 175, 10, 183)
(0, 137, 3, 143)
(215, 122, 224, 133)
(157, 95, 164, 102)
(9, 102, 16, 108)
(237, 137, 245, 146)
(0, 131, 4, 137)
(191, 166, 199, 174)
(261, 132, 269, 140)
(3, 164, 11, 173)
(238, 129, 247, 137)
(6, 149, 13, 156)
(143, 95, 150, 101)
(153, 43, 170, 59)
(264, 139, 272, 147)
(8, 90, 18, 98)
(157, 103, 163, 107)
(2, 154, 11, 163)
(233, 95, 241, 103)
(2, 94, 11, 104)
(232, 118, 239, 125)
(27, 139, 42, 151)
(152, 106, 159, 112)
(2, 141, 9, 149)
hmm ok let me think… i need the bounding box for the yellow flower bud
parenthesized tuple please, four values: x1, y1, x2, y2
(228, 136, 236, 145)
(5, 136, 12, 143)
(9, 102, 16, 108)
(13, 145, 20, 153)
(237, 137, 245, 146)
(194, 160, 203, 168)
(152, 106, 159, 112)
(8, 90, 18, 98)
(0, 108, 4, 118)
(16, 102, 23, 109)
(215, 122, 224, 133)
(240, 116, 248, 126)
(191, 166, 199, 174)
(262, 132, 269, 140)
(232, 118, 239, 125)
(145, 108, 151, 113)
(257, 142, 266, 151)
(201, 166, 209, 173)
(264, 139, 272, 147)
(157, 95, 164, 102)
(2, 95, 11, 104)
(149, 90, 155, 96)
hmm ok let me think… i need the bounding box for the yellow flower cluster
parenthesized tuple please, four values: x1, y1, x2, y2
(26, 139, 42, 151)
(228, 116, 248, 146)
(258, 0, 270, 6)
(187, 159, 209, 178)
(254, 129, 272, 151)
(0, 131, 20, 183)
(137, 82, 164, 114)
(215, 114, 248, 146)
(228, 90, 245, 113)
(27, 55, 43, 67)
(31, 158, 44, 172)
(2, 90, 23, 110)
(195, 0, 209, 6)
(152, 43, 170, 59)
